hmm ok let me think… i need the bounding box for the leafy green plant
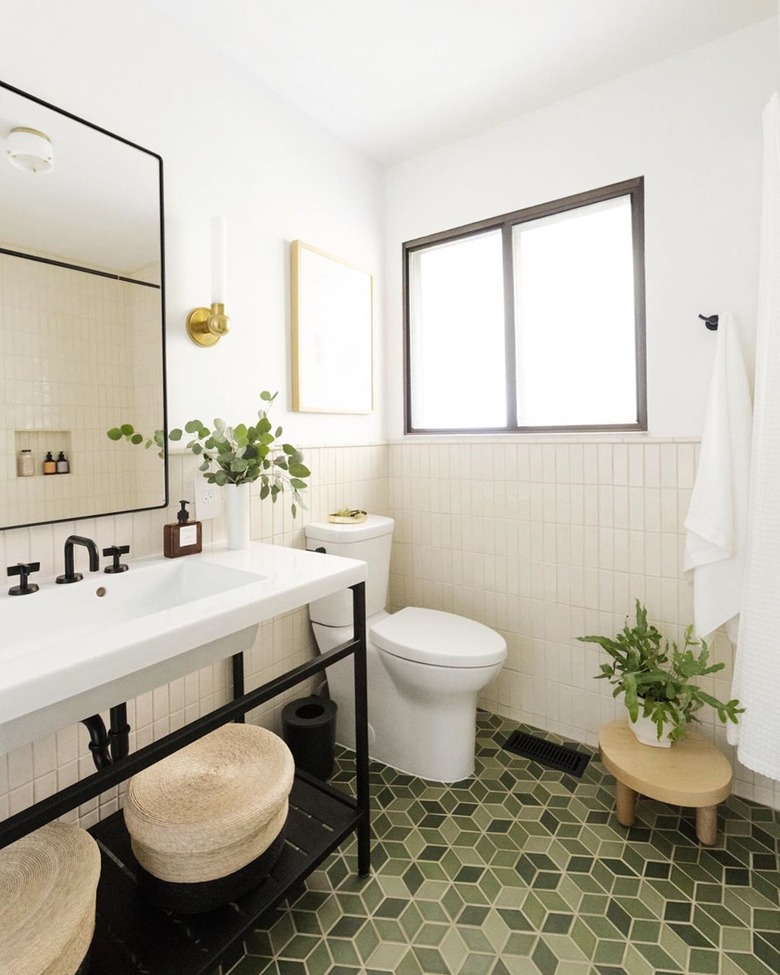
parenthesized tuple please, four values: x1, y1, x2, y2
(577, 600, 744, 742)
(107, 390, 310, 517)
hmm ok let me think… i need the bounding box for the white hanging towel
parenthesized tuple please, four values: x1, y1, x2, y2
(730, 93, 780, 775)
(683, 312, 752, 642)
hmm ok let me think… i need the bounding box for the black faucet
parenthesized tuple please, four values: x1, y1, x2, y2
(56, 535, 100, 584)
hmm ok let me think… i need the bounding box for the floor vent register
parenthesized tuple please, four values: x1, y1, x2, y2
(503, 731, 591, 778)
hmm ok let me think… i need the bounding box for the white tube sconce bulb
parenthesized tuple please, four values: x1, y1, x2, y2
(186, 216, 231, 347)
(212, 216, 227, 305)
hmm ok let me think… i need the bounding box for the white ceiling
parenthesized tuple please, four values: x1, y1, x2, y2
(150, 0, 777, 165)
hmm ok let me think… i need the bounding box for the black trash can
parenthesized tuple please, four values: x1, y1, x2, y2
(281, 695, 337, 780)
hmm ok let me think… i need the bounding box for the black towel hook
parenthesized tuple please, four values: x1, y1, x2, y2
(699, 313, 719, 331)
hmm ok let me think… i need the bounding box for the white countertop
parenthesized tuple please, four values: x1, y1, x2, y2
(0, 542, 366, 756)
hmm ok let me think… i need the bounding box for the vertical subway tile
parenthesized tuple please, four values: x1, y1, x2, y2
(569, 484, 584, 526)
(613, 529, 629, 572)
(677, 443, 696, 488)
(644, 533, 662, 577)
(612, 444, 628, 486)
(583, 445, 598, 484)
(555, 444, 570, 483)
(644, 488, 661, 533)
(542, 444, 556, 483)
(568, 444, 584, 484)
(529, 445, 543, 482)
(598, 444, 612, 484)
(583, 527, 599, 569)
(613, 486, 629, 529)
(644, 444, 660, 488)
(598, 486, 614, 527)
(629, 531, 645, 575)
(583, 486, 599, 527)
(660, 487, 680, 533)
(661, 533, 679, 579)
(628, 487, 644, 531)
(628, 445, 644, 486)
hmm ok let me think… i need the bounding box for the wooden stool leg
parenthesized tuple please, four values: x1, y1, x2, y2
(696, 805, 718, 845)
(615, 781, 637, 827)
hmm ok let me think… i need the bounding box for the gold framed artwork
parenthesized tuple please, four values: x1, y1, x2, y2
(291, 240, 374, 414)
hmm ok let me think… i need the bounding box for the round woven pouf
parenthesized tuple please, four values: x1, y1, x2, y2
(124, 724, 295, 913)
(0, 822, 101, 975)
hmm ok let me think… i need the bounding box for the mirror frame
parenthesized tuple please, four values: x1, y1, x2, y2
(0, 78, 168, 530)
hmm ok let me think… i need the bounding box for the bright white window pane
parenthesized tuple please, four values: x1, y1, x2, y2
(409, 230, 506, 429)
(513, 196, 636, 427)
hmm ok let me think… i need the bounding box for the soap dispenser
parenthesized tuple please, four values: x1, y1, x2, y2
(164, 500, 202, 558)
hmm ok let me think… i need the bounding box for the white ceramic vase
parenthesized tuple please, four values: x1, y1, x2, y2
(224, 482, 251, 550)
(630, 710, 671, 748)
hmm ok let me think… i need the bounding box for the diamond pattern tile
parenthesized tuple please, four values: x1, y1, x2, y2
(222, 712, 779, 975)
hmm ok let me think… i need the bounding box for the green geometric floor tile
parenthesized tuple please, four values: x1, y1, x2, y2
(224, 712, 780, 975)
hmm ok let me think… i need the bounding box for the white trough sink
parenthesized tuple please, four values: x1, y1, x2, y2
(0, 544, 366, 755)
(0, 559, 264, 662)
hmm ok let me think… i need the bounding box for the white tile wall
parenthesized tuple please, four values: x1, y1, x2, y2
(388, 437, 780, 812)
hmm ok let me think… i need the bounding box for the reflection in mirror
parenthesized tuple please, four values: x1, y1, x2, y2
(0, 80, 167, 530)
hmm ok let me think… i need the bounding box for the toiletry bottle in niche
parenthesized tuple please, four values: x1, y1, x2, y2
(56, 451, 69, 474)
(17, 449, 34, 477)
(164, 500, 202, 558)
(43, 451, 56, 475)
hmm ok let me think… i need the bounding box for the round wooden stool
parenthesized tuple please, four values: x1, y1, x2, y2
(599, 719, 732, 845)
(0, 822, 101, 975)
(124, 723, 294, 913)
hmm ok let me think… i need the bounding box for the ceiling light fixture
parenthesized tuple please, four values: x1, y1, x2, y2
(6, 127, 54, 173)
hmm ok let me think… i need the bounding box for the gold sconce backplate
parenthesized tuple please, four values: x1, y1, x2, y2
(186, 303, 229, 347)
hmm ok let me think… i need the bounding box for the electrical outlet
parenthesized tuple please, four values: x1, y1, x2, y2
(194, 479, 221, 521)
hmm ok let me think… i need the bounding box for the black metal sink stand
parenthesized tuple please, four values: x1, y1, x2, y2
(0, 582, 369, 975)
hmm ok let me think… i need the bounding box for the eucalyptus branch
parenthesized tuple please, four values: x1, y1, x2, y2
(108, 391, 309, 518)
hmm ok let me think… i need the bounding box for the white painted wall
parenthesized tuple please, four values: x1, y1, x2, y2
(0, 0, 384, 447)
(384, 20, 779, 437)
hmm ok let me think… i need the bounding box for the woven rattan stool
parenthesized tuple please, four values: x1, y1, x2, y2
(0, 822, 101, 975)
(124, 724, 295, 913)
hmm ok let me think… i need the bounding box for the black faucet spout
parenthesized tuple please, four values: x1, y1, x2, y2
(57, 535, 100, 584)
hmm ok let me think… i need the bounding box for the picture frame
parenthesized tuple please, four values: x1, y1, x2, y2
(291, 240, 374, 414)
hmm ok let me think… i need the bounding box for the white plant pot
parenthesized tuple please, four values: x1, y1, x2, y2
(224, 482, 250, 550)
(630, 710, 672, 748)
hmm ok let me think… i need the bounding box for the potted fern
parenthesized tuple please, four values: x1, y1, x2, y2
(108, 391, 309, 548)
(577, 601, 743, 746)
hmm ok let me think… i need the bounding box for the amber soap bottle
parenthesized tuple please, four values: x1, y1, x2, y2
(164, 500, 202, 558)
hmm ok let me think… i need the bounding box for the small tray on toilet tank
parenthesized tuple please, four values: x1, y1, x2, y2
(328, 510, 367, 524)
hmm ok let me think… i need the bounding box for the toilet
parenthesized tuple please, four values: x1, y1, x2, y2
(305, 515, 506, 782)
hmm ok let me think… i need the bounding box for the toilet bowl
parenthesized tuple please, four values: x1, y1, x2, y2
(306, 516, 507, 782)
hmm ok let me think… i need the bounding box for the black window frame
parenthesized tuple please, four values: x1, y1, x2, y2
(402, 177, 647, 435)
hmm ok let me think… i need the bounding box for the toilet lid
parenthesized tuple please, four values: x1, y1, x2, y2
(370, 607, 507, 668)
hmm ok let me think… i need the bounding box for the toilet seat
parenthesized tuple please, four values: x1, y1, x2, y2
(370, 607, 507, 668)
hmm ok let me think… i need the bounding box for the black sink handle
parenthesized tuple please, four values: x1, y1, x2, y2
(103, 545, 130, 574)
(7, 562, 40, 596)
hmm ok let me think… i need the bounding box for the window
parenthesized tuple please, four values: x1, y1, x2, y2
(403, 178, 646, 433)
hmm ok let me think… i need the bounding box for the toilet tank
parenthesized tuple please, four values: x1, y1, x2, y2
(305, 515, 394, 627)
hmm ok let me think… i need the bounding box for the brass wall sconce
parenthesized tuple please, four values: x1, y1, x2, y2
(187, 217, 230, 347)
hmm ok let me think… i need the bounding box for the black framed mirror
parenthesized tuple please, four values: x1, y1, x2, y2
(0, 80, 167, 530)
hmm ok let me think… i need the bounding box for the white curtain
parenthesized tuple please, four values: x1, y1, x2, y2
(730, 93, 780, 780)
